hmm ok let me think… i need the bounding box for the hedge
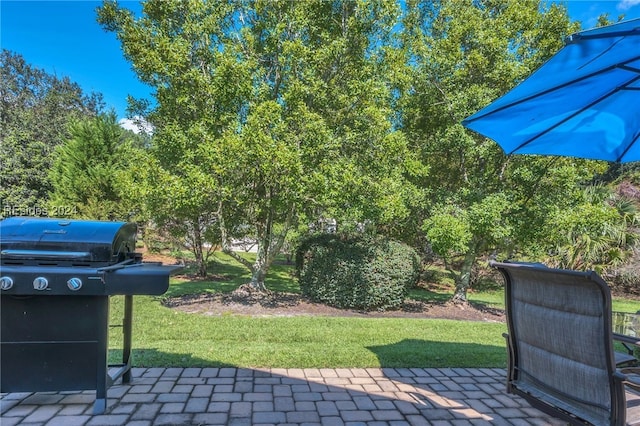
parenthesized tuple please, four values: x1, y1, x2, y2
(295, 233, 420, 311)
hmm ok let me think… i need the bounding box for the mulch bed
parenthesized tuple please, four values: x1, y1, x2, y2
(162, 284, 506, 322)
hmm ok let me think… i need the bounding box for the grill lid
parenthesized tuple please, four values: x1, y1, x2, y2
(0, 217, 137, 266)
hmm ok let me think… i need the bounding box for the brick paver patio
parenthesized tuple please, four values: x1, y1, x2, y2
(1, 367, 566, 425)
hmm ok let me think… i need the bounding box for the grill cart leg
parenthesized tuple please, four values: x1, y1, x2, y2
(93, 399, 107, 415)
(94, 295, 134, 414)
(94, 297, 110, 415)
(106, 295, 134, 383)
(122, 295, 133, 383)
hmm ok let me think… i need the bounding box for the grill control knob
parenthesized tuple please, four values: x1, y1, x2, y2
(33, 277, 49, 291)
(0, 276, 13, 290)
(67, 277, 83, 291)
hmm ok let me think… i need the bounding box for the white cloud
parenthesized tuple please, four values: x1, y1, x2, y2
(618, 0, 640, 11)
(118, 116, 154, 135)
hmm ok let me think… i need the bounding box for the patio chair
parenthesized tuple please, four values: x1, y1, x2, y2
(491, 261, 640, 425)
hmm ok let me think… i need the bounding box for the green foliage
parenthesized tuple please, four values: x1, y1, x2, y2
(48, 112, 144, 220)
(98, 0, 420, 287)
(0, 50, 103, 216)
(399, 1, 615, 301)
(543, 184, 639, 273)
(424, 206, 471, 255)
(127, 150, 221, 277)
(296, 233, 420, 311)
(424, 194, 512, 258)
(92, 0, 640, 301)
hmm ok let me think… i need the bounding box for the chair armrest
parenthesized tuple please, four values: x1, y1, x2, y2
(613, 333, 640, 366)
(618, 367, 640, 392)
(613, 332, 640, 346)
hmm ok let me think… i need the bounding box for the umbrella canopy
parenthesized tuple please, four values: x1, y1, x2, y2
(462, 18, 640, 163)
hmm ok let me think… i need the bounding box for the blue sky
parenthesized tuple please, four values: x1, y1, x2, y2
(2, 0, 640, 124)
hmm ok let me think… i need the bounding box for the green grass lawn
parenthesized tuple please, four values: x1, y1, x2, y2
(110, 297, 507, 368)
(108, 251, 640, 369)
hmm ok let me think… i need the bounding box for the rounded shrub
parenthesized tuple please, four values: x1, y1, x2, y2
(295, 233, 421, 311)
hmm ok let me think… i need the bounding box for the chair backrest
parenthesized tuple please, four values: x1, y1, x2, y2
(492, 261, 625, 426)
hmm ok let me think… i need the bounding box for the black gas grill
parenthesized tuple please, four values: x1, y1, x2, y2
(0, 217, 181, 413)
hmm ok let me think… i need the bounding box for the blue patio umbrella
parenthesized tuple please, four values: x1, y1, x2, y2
(462, 18, 640, 163)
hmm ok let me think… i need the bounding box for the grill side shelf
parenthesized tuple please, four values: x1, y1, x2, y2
(104, 263, 182, 295)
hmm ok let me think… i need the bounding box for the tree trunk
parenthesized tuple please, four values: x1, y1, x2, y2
(218, 206, 254, 272)
(249, 247, 268, 292)
(247, 202, 296, 291)
(218, 200, 296, 292)
(190, 218, 207, 277)
(451, 249, 476, 304)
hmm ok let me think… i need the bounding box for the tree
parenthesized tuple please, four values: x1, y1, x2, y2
(122, 148, 222, 277)
(400, 0, 609, 302)
(98, 0, 419, 287)
(544, 184, 639, 273)
(49, 112, 145, 221)
(0, 50, 103, 216)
